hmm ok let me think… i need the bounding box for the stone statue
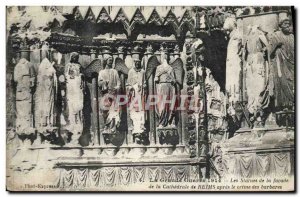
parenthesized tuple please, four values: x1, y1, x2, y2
(126, 59, 146, 144)
(224, 16, 243, 105)
(14, 58, 36, 145)
(34, 57, 58, 144)
(244, 25, 269, 127)
(154, 52, 176, 128)
(98, 55, 121, 144)
(269, 15, 294, 111)
(65, 52, 84, 145)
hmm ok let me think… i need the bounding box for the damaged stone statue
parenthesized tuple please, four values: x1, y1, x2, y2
(34, 45, 58, 145)
(154, 51, 177, 144)
(126, 58, 146, 144)
(64, 52, 84, 146)
(14, 51, 36, 147)
(268, 14, 294, 127)
(98, 54, 121, 145)
(244, 25, 270, 128)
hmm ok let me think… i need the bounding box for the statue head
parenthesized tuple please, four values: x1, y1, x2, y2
(223, 16, 237, 34)
(144, 44, 153, 55)
(70, 52, 79, 63)
(134, 59, 141, 70)
(192, 38, 205, 63)
(51, 49, 59, 64)
(160, 51, 170, 64)
(103, 55, 113, 68)
(279, 19, 291, 35)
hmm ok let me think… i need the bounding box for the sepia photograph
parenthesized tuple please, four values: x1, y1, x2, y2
(5, 5, 295, 192)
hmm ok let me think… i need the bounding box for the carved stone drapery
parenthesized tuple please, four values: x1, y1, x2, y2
(34, 57, 58, 145)
(14, 50, 36, 136)
(65, 52, 84, 146)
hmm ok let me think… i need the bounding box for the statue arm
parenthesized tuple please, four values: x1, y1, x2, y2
(13, 67, 19, 83)
(258, 33, 270, 53)
(53, 71, 58, 100)
(97, 72, 105, 87)
(268, 33, 282, 56)
(115, 70, 121, 90)
(154, 68, 160, 83)
(126, 69, 133, 87)
(79, 65, 84, 89)
(142, 70, 147, 88)
(171, 69, 176, 84)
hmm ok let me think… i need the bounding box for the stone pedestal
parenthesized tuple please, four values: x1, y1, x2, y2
(173, 145, 189, 156)
(143, 146, 158, 157)
(114, 145, 131, 158)
(157, 127, 178, 145)
(211, 126, 295, 179)
(50, 146, 83, 158)
(54, 157, 201, 190)
(102, 146, 118, 157)
(126, 145, 146, 158)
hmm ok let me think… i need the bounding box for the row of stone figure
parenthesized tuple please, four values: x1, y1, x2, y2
(13, 50, 189, 146)
(225, 14, 294, 128)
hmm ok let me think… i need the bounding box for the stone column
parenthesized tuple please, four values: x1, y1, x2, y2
(143, 45, 154, 67)
(132, 44, 141, 61)
(90, 49, 100, 146)
(40, 42, 50, 61)
(117, 46, 125, 60)
(20, 46, 30, 61)
(173, 45, 184, 147)
(124, 47, 133, 70)
(15, 50, 21, 64)
(99, 47, 111, 146)
(184, 36, 198, 158)
(117, 46, 129, 146)
(90, 49, 97, 60)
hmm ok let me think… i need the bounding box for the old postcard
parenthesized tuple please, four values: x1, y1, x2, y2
(6, 6, 295, 192)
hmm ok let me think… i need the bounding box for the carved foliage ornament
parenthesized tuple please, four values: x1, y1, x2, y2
(85, 7, 96, 22)
(73, 6, 83, 20)
(164, 10, 179, 25)
(147, 9, 162, 25)
(180, 10, 195, 33)
(114, 8, 129, 28)
(130, 8, 146, 29)
(97, 7, 112, 23)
